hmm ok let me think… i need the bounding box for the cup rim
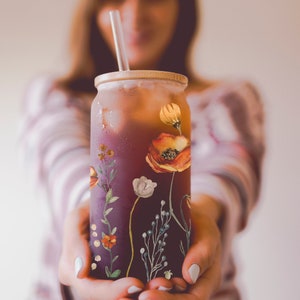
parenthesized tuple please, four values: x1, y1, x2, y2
(94, 70, 188, 87)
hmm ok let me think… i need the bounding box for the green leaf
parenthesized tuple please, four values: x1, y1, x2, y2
(106, 189, 113, 202)
(111, 227, 117, 235)
(101, 218, 108, 224)
(112, 255, 119, 263)
(110, 269, 121, 278)
(108, 160, 116, 168)
(108, 196, 119, 204)
(109, 169, 117, 182)
(104, 207, 113, 216)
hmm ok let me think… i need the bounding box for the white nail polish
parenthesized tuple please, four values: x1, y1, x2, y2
(158, 286, 172, 292)
(188, 264, 200, 284)
(128, 285, 142, 294)
(138, 293, 149, 300)
(74, 257, 83, 278)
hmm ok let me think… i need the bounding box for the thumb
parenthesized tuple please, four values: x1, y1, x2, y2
(182, 214, 220, 285)
(59, 200, 91, 285)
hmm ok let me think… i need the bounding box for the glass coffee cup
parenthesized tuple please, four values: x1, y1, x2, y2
(90, 70, 191, 283)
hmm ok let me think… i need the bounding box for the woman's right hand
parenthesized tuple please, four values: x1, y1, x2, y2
(58, 200, 145, 300)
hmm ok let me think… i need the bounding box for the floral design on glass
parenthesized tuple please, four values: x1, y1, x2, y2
(140, 200, 171, 281)
(127, 103, 191, 281)
(160, 103, 182, 134)
(90, 144, 121, 279)
(126, 176, 157, 277)
(149, 103, 191, 253)
(146, 133, 190, 173)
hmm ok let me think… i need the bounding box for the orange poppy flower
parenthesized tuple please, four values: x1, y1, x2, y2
(146, 133, 191, 173)
(101, 234, 117, 249)
(90, 166, 99, 189)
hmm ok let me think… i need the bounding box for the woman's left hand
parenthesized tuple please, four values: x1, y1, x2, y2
(138, 195, 222, 300)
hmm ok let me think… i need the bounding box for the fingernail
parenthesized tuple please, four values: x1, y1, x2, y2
(74, 257, 83, 278)
(139, 292, 150, 300)
(188, 264, 200, 284)
(128, 285, 143, 294)
(158, 286, 172, 292)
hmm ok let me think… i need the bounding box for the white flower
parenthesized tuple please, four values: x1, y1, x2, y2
(164, 269, 173, 280)
(132, 176, 157, 198)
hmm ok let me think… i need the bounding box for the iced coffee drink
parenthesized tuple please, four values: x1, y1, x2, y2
(90, 70, 191, 283)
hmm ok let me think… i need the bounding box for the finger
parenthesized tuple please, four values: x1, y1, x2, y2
(139, 247, 221, 300)
(75, 277, 144, 300)
(188, 246, 222, 299)
(140, 278, 188, 300)
(59, 201, 91, 285)
(138, 289, 190, 300)
(170, 277, 188, 293)
(182, 215, 220, 285)
(146, 276, 187, 294)
(146, 277, 173, 292)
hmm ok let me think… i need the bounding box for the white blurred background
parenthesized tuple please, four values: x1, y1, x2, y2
(1, 0, 299, 299)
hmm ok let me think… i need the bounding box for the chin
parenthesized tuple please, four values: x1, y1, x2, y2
(128, 57, 157, 70)
(127, 49, 159, 70)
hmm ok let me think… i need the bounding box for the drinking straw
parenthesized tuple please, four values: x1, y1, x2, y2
(109, 10, 130, 71)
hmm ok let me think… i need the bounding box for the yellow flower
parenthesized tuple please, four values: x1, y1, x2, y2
(160, 103, 181, 131)
(106, 149, 114, 157)
(98, 153, 105, 160)
(99, 144, 107, 151)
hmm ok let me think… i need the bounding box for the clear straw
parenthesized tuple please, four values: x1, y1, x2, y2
(109, 10, 130, 71)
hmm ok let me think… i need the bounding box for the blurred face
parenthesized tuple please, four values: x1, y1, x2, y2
(97, 0, 179, 69)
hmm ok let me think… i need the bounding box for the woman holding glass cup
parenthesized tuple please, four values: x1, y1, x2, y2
(20, 0, 265, 299)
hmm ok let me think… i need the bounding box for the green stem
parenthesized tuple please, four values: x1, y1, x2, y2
(126, 196, 140, 277)
(103, 200, 112, 233)
(109, 249, 113, 275)
(169, 172, 185, 231)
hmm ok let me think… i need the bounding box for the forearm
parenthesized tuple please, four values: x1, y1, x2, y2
(190, 81, 265, 233)
(20, 78, 91, 231)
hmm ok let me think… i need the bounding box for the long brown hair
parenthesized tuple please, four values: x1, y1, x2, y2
(56, 0, 199, 94)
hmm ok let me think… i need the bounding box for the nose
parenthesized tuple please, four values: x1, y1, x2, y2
(120, 0, 146, 29)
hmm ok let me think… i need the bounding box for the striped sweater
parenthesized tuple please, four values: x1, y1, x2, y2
(19, 75, 265, 299)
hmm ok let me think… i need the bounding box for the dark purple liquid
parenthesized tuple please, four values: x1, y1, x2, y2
(90, 90, 191, 283)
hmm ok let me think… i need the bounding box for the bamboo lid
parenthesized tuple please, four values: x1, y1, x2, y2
(95, 70, 188, 87)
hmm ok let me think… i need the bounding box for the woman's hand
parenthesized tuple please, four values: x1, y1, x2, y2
(58, 195, 222, 300)
(58, 200, 145, 300)
(138, 195, 223, 300)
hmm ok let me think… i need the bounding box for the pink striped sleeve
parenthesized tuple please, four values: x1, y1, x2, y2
(19, 76, 91, 234)
(188, 80, 265, 264)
